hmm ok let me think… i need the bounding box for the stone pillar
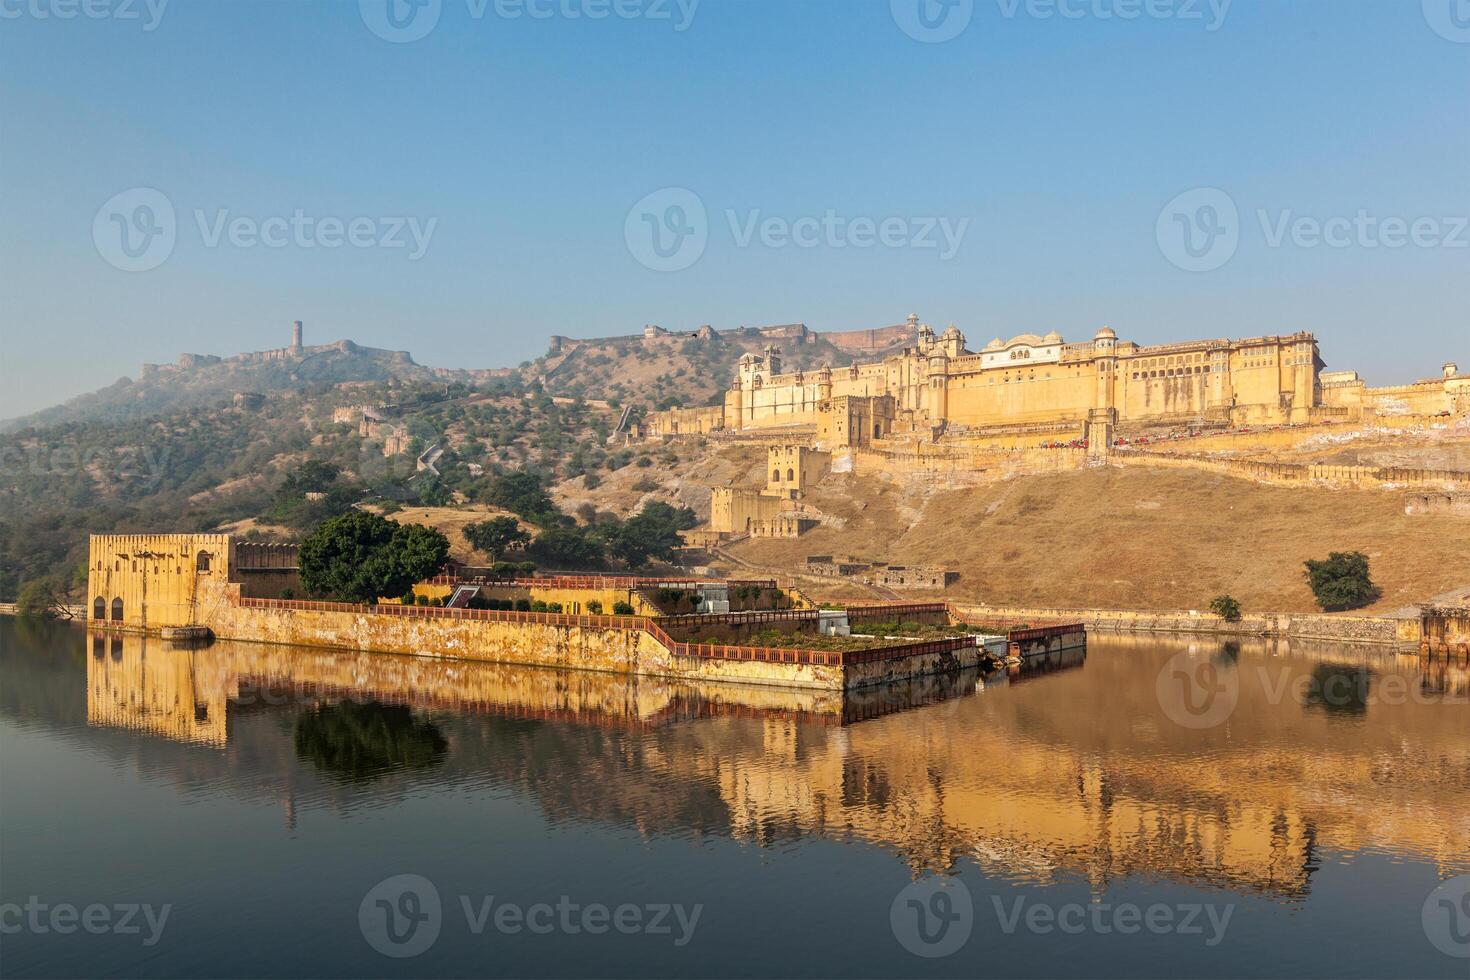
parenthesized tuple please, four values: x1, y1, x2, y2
(1087, 408, 1117, 459)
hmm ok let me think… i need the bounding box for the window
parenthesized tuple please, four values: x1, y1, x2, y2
(196, 551, 211, 572)
(772, 469, 781, 483)
(110, 598, 123, 621)
(787, 468, 795, 482)
(93, 597, 106, 620)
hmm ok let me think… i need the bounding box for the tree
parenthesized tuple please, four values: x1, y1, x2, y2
(462, 516, 529, 562)
(528, 526, 605, 569)
(483, 470, 563, 527)
(1209, 595, 1243, 622)
(1304, 552, 1381, 612)
(298, 512, 449, 604)
(294, 701, 447, 782)
(603, 501, 697, 569)
(280, 459, 341, 496)
(16, 569, 83, 619)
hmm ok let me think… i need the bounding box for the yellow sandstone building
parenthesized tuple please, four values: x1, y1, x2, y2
(649, 315, 1466, 448)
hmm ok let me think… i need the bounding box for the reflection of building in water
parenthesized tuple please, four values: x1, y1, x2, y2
(82, 631, 1470, 895)
(87, 634, 229, 747)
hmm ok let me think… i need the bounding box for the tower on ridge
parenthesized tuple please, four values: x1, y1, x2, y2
(291, 320, 303, 353)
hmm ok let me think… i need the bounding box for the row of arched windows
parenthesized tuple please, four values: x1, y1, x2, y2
(93, 597, 123, 621)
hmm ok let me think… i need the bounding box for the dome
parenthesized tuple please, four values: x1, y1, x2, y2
(984, 337, 1005, 352)
(1043, 330, 1063, 344)
(1095, 326, 1117, 341)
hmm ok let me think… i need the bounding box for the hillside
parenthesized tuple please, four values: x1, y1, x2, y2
(717, 465, 1468, 614)
(530, 328, 908, 410)
(0, 340, 509, 433)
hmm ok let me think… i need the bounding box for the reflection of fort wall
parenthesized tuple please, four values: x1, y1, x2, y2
(80, 630, 1470, 895)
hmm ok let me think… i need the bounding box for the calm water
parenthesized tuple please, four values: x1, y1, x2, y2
(2, 617, 1468, 979)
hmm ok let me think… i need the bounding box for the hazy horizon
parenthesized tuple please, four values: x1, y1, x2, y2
(2, 0, 1466, 419)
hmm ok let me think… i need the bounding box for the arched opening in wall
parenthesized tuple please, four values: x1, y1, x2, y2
(787, 468, 795, 482)
(196, 551, 211, 572)
(93, 597, 105, 620)
(110, 598, 123, 621)
(874, 424, 882, 439)
(772, 469, 781, 483)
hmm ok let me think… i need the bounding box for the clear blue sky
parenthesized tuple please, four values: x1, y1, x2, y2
(1, 0, 1466, 418)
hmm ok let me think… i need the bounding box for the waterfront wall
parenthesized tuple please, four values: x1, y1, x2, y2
(1113, 450, 1470, 490)
(950, 602, 1420, 646)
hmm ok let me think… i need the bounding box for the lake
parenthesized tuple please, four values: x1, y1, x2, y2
(1, 617, 1467, 978)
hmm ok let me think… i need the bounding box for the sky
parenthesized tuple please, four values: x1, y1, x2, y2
(0, 0, 1466, 419)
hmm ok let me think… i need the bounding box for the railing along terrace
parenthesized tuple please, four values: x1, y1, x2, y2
(427, 573, 777, 591)
(237, 596, 650, 630)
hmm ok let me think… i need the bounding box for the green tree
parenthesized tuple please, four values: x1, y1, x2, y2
(484, 470, 563, 527)
(603, 501, 697, 569)
(1304, 552, 1381, 612)
(280, 459, 341, 495)
(462, 516, 529, 562)
(16, 571, 82, 620)
(1209, 595, 1243, 622)
(528, 526, 605, 569)
(298, 512, 449, 604)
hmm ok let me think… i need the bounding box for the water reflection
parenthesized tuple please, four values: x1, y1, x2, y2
(10, 623, 1470, 903)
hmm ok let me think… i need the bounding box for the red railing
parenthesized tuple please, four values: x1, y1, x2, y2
(426, 573, 778, 591)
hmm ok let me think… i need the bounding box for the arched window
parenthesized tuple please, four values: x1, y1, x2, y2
(93, 597, 106, 620)
(772, 469, 781, 483)
(874, 424, 882, 439)
(195, 551, 211, 572)
(110, 598, 124, 621)
(787, 468, 795, 482)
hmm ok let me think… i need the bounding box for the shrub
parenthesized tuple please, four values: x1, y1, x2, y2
(546, 602, 563, 613)
(530, 600, 549, 613)
(586, 599, 604, 615)
(1209, 595, 1243, 622)
(515, 599, 532, 612)
(415, 593, 429, 606)
(612, 601, 635, 615)
(401, 590, 417, 605)
(1304, 552, 1381, 612)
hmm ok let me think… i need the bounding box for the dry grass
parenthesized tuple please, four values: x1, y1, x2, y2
(731, 466, 1470, 615)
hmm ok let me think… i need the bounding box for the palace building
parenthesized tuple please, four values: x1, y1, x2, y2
(646, 314, 1464, 449)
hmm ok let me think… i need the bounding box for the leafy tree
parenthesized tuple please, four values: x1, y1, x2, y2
(279, 459, 341, 496)
(1209, 595, 1243, 622)
(298, 512, 449, 604)
(484, 470, 563, 527)
(528, 526, 605, 569)
(602, 501, 697, 569)
(462, 516, 529, 562)
(1304, 551, 1381, 612)
(16, 569, 83, 619)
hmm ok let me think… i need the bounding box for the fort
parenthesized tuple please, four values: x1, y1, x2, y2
(82, 532, 1065, 691)
(643, 315, 1467, 448)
